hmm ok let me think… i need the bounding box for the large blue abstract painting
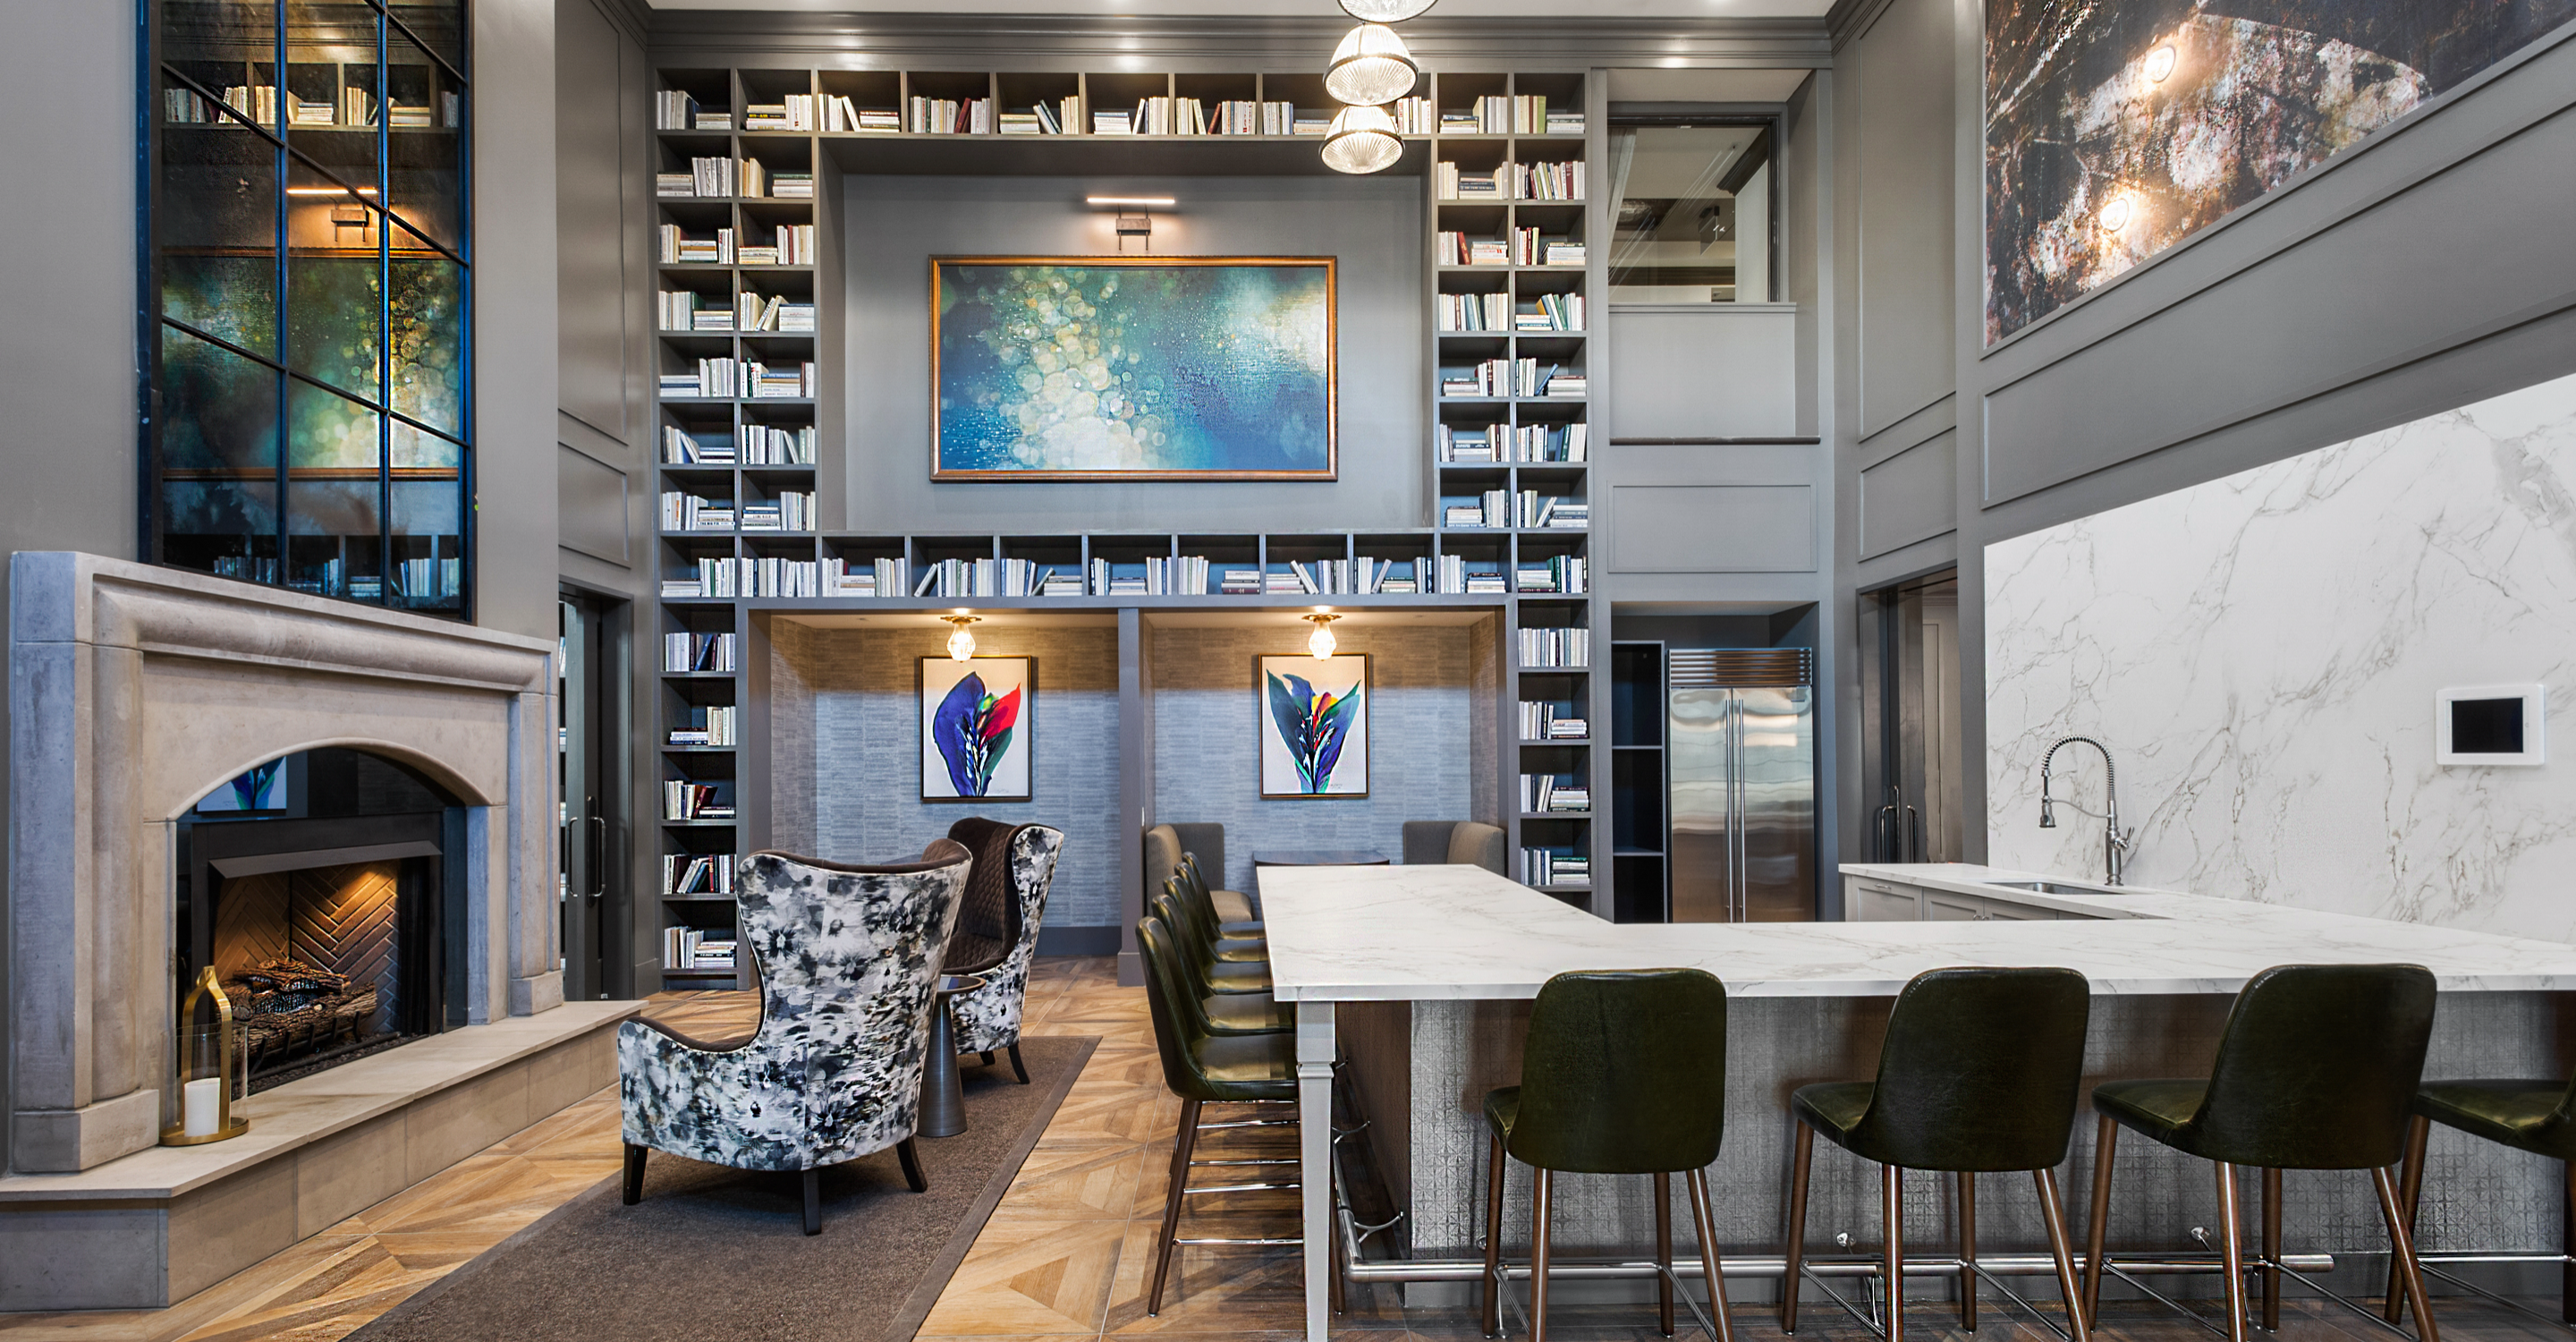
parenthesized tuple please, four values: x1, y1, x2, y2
(932, 258, 1336, 480)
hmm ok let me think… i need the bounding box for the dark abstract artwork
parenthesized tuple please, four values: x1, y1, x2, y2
(932, 258, 1336, 480)
(1986, 0, 2576, 342)
(920, 658, 1031, 803)
(1258, 654, 1369, 799)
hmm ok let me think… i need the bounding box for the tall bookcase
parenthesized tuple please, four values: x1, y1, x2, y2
(647, 60, 1613, 986)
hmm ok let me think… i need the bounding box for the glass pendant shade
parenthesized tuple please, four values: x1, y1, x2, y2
(1306, 615, 1340, 659)
(1339, 0, 1438, 19)
(1321, 105, 1403, 174)
(1325, 23, 1419, 106)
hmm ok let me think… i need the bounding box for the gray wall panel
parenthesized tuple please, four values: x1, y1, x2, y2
(1610, 485, 1816, 573)
(842, 174, 1421, 532)
(556, 445, 630, 566)
(555, 0, 629, 440)
(1604, 307, 1800, 440)
(1851, 0, 1953, 440)
(1857, 428, 1954, 559)
(474, 0, 560, 641)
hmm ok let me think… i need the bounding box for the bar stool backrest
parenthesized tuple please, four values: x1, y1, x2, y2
(1851, 966, 2091, 1171)
(1173, 860, 1224, 931)
(1156, 881, 1218, 953)
(2194, 963, 2437, 1169)
(1508, 968, 1728, 1175)
(1136, 915, 1218, 1099)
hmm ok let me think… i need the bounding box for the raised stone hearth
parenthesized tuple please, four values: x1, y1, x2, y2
(4, 555, 634, 1312)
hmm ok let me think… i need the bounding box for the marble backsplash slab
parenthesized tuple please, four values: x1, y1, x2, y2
(1986, 370, 2576, 939)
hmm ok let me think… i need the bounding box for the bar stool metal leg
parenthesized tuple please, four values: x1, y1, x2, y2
(2388, 1115, 2432, 1324)
(1148, 1097, 1202, 1316)
(1885, 1163, 1908, 1342)
(1530, 1169, 1555, 1342)
(2083, 1114, 2118, 1328)
(1687, 1167, 1738, 1342)
(1482, 1134, 1507, 1338)
(2216, 1162, 2250, 1342)
(1959, 1171, 1978, 1331)
(2262, 1168, 2284, 1331)
(1656, 1171, 1677, 1337)
(1784, 1121, 1815, 1332)
(2373, 1165, 2442, 1342)
(2033, 1168, 2093, 1342)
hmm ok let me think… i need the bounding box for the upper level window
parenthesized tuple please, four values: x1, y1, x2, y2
(148, 0, 470, 615)
(1606, 122, 1775, 304)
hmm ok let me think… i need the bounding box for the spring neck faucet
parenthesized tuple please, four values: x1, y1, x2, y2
(2038, 735, 2133, 886)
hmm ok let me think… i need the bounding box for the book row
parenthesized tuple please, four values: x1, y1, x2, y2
(669, 704, 739, 748)
(1441, 490, 1589, 531)
(660, 424, 819, 466)
(1437, 230, 1586, 268)
(655, 225, 816, 266)
(1438, 159, 1587, 201)
(1520, 849, 1592, 888)
(658, 553, 1604, 600)
(657, 290, 818, 334)
(1520, 774, 1593, 813)
(1517, 701, 1589, 741)
(1517, 626, 1593, 667)
(655, 157, 813, 199)
(1444, 359, 1587, 399)
(663, 780, 736, 820)
(168, 83, 456, 132)
(1438, 422, 1590, 464)
(1456, 96, 1584, 137)
(661, 926, 737, 970)
(1436, 292, 1587, 334)
(657, 359, 818, 400)
(663, 631, 739, 673)
(663, 853, 740, 896)
(1513, 555, 1589, 594)
(659, 490, 817, 533)
(662, 556, 824, 599)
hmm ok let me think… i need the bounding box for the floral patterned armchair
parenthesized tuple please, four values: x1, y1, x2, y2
(618, 841, 970, 1235)
(939, 818, 1066, 1082)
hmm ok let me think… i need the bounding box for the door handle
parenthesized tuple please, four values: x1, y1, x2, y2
(584, 813, 609, 898)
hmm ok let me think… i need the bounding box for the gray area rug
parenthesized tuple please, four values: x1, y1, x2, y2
(350, 1035, 1098, 1342)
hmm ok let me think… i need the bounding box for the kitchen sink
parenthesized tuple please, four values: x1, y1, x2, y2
(1981, 879, 2128, 896)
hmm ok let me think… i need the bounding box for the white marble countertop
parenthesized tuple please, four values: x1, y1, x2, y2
(1256, 863, 2576, 1002)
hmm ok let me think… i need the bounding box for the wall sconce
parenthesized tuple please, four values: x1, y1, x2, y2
(942, 613, 981, 661)
(162, 967, 249, 1146)
(1088, 195, 1174, 253)
(1304, 610, 1342, 659)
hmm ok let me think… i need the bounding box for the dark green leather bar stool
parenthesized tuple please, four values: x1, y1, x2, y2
(1152, 888, 1274, 994)
(1481, 968, 1733, 1342)
(1164, 875, 1266, 963)
(1140, 911, 1293, 1036)
(1781, 968, 2092, 1342)
(2384, 1068, 2576, 1325)
(2083, 964, 2439, 1342)
(1180, 853, 1264, 937)
(1137, 916, 1335, 1315)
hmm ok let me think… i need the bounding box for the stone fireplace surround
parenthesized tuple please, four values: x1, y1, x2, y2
(2, 555, 640, 1312)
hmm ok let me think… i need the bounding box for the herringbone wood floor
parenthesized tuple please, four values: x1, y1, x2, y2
(2, 957, 2563, 1342)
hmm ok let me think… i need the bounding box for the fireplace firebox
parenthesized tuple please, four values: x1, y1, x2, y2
(178, 749, 469, 1091)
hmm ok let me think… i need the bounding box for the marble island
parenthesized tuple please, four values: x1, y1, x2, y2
(1258, 864, 2576, 1342)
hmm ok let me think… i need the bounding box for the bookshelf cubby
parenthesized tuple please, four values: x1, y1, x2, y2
(648, 62, 1608, 982)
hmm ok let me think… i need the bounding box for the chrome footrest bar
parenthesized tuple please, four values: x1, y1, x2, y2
(1175, 1235, 1302, 1246)
(2257, 1257, 2420, 1338)
(1960, 1259, 2079, 1342)
(2100, 1262, 2233, 1340)
(1183, 1180, 1301, 1193)
(2414, 1261, 2576, 1334)
(1342, 1251, 2334, 1285)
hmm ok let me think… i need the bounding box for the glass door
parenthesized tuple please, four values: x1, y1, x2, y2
(556, 593, 623, 999)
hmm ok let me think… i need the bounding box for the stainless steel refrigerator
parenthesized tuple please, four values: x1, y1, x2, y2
(1667, 650, 1816, 922)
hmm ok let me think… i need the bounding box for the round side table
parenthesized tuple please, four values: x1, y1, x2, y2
(919, 972, 988, 1139)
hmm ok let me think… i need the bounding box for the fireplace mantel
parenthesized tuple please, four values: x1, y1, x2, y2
(9, 554, 563, 1175)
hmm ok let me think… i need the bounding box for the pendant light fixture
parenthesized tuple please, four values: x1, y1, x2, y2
(942, 613, 981, 661)
(1321, 104, 1402, 174)
(1304, 611, 1342, 660)
(1339, 0, 1437, 19)
(1325, 23, 1419, 107)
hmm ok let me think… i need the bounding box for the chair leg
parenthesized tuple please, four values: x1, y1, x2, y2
(1530, 1168, 1555, 1342)
(1148, 1096, 1201, 1316)
(2215, 1162, 2249, 1342)
(2387, 1115, 2431, 1323)
(2083, 1115, 2118, 1328)
(1783, 1120, 1814, 1333)
(1008, 1041, 1030, 1084)
(2033, 1168, 2092, 1342)
(980, 1050, 996, 1066)
(1959, 1171, 1978, 1332)
(802, 1168, 822, 1236)
(2260, 1168, 2283, 1331)
(1884, 1163, 1907, 1342)
(622, 1142, 648, 1205)
(1656, 1170, 1676, 1337)
(897, 1136, 928, 1192)
(1483, 1133, 1508, 1338)
(2373, 1164, 2441, 1342)
(1687, 1168, 1737, 1342)
(2563, 1157, 2574, 1325)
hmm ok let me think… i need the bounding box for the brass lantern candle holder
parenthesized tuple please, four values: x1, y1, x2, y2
(161, 966, 250, 1146)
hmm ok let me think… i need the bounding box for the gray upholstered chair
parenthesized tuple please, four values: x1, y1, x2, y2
(1146, 821, 1253, 922)
(618, 841, 970, 1235)
(1402, 820, 1508, 875)
(940, 817, 1067, 1083)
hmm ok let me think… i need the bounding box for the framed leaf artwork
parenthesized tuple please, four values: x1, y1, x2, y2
(1258, 654, 1369, 799)
(920, 658, 1034, 803)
